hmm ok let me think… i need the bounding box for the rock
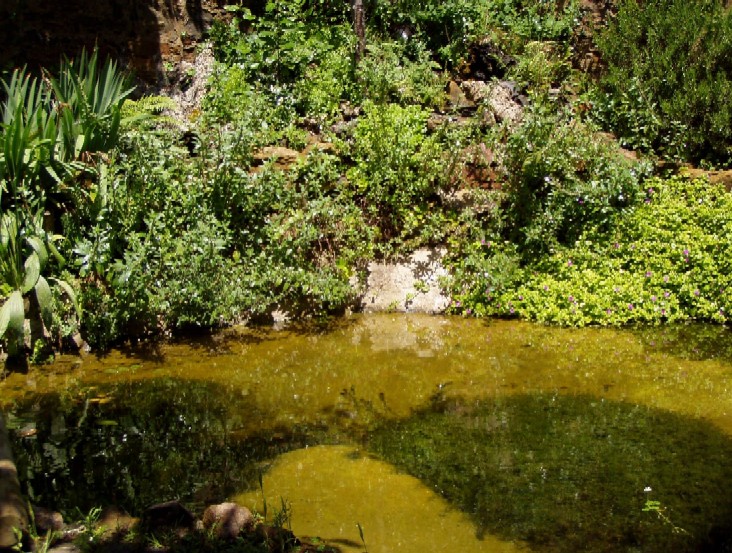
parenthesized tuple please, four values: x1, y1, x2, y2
(446, 81, 476, 111)
(165, 44, 216, 124)
(254, 525, 300, 552)
(361, 248, 450, 314)
(0, 414, 28, 550)
(459, 39, 516, 81)
(253, 147, 302, 169)
(47, 544, 81, 553)
(0, 0, 228, 85)
(140, 500, 195, 534)
(679, 167, 732, 191)
(202, 503, 254, 540)
(460, 81, 524, 129)
(98, 506, 136, 535)
(31, 505, 64, 535)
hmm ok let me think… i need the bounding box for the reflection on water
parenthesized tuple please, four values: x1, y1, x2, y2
(6, 379, 311, 514)
(370, 393, 732, 553)
(2, 315, 732, 552)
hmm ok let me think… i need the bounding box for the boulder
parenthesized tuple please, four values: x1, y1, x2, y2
(254, 525, 300, 552)
(0, 414, 28, 550)
(460, 81, 525, 129)
(459, 40, 516, 81)
(360, 248, 450, 314)
(140, 500, 195, 534)
(202, 502, 254, 540)
(31, 505, 64, 535)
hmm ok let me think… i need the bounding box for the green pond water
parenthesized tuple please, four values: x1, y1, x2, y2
(2, 314, 732, 552)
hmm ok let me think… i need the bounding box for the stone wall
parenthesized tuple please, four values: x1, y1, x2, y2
(0, 0, 232, 83)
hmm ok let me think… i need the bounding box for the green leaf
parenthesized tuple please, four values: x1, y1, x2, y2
(21, 252, 41, 293)
(34, 275, 53, 327)
(50, 277, 80, 317)
(26, 235, 48, 270)
(0, 290, 25, 338)
(47, 238, 66, 266)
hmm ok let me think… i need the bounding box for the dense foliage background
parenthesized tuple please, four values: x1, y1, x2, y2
(2, 0, 732, 359)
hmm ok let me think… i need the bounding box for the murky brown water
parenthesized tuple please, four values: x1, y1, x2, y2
(3, 314, 732, 552)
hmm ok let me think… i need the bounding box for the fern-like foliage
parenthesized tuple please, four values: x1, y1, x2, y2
(121, 95, 180, 131)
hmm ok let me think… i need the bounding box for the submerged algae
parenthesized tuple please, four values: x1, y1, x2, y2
(3, 315, 732, 553)
(369, 393, 732, 552)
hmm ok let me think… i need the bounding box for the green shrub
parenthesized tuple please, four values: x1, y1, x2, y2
(0, 49, 130, 356)
(202, 64, 299, 146)
(368, 0, 492, 66)
(497, 97, 646, 258)
(72, 124, 375, 347)
(507, 41, 572, 94)
(210, 1, 346, 86)
(50, 48, 134, 162)
(460, 176, 732, 326)
(487, 0, 582, 44)
(594, 0, 732, 166)
(294, 40, 358, 120)
(356, 39, 447, 107)
(344, 102, 446, 245)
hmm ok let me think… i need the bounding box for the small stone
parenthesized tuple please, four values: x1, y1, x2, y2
(140, 500, 195, 533)
(202, 503, 254, 540)
(47, 543, 82, 553)
(32, 505, 64, 534)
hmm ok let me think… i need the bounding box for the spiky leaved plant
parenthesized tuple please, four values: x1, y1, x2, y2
(50, 47, 135, 163)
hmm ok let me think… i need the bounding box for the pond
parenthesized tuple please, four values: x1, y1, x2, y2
(2, 314, 732, 552)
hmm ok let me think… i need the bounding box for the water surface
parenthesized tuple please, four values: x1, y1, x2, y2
(2, 315, 732, 552)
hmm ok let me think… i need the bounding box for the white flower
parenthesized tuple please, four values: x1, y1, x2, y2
(644, 486, 652, 493)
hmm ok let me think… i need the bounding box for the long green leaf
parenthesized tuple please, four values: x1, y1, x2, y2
(34, 275, 53, 327)
(21, 251, 41, 293)
(50, 277, 80, 317)
(26, 235, 48, 270)
(0, 290, 25, 338)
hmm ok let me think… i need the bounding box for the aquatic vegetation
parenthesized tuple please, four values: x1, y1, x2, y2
(368, 393, 732, 552)
(6, 378, 313, 515)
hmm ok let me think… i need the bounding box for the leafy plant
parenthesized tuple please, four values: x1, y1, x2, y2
(497, 96, 646, 258)
(0, 208, 77, 357)
(508, 40, 572, 94)
(594, 0, 732, 166)
(486, 0, 581, 43)
(368, 0, 492, 66)
(50, 48, 135, 163)
(0, 69, 69, 205)
(0, 50, 130, 356)
(355, 39, 447, 107)
(458, 176, 732, 326)
(344, 101, 446, 245)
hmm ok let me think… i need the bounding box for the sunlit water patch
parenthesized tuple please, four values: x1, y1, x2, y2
(235, 445, 525, 553)
(3, 315, 732, 552)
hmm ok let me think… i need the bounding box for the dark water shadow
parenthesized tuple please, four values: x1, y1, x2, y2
(4, 378, 320, 516)
(368, 393, 732, 553)
(630, 323, 732, 364)
(96, 316, 362, 363)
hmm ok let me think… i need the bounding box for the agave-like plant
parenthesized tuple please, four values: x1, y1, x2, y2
(0, 208, 78, 356)
(0, 69, 62, 203)
(50, 48, 135, 162)
(0, 49, 131, 358)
